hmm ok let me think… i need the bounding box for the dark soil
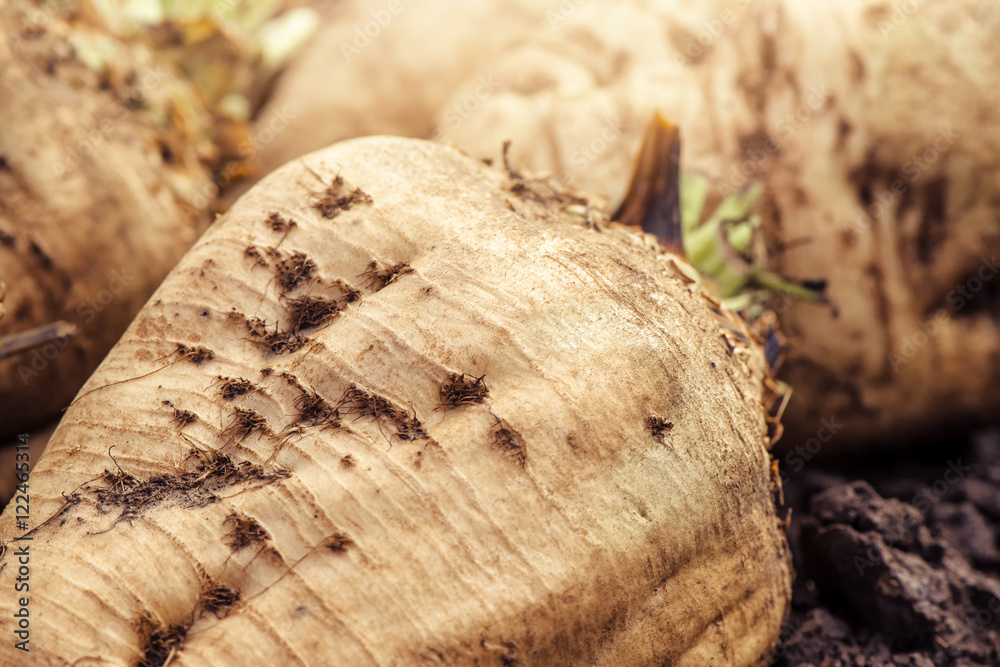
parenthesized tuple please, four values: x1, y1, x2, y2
(774, 428, 1000, 666)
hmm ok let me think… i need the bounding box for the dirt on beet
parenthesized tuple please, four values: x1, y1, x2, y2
(773, 428, 1000, 666)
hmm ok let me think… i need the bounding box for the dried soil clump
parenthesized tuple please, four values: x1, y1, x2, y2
(200, 585, 240, 619)
(359, 261, 412, 291)
(311, 175, 372, 219)
(491, 420, 526, 467)
(224, 512, 270, 551)
(439, 373, 489, 408)
(138, 622, 187, 667)
(218, 377, 254, 401)
(176, 344, 214, 365)
(285, 296, 341, 332)
(222, 408, 272, 443)
(275, 252, 317, 293)
(336, 385, 426, 442)
(95, 454, 288, 523)
(646, 416, 673, 439)
(293, 388, 340, 429)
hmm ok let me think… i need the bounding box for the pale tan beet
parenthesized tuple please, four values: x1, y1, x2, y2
(0, 0, 214, 437)
(436, 0, 1000, 448)
(0, 137, 790, 665)
(242, 0, 550, 187)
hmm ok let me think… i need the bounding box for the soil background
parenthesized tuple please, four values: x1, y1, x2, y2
(773, 428, 1000, 666)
